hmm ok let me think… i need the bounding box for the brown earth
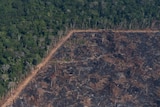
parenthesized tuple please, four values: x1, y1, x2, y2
(0, 29, 160, 107)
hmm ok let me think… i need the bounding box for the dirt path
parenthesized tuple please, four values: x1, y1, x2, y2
(75, 29, 160, 33)
(1, 29, 159, 107)
(1, 30, 74, 107)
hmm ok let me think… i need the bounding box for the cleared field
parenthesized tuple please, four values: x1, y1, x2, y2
(10, 31, 160, 107)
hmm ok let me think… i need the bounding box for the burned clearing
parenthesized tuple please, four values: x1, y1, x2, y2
(12, 31, 160, 107)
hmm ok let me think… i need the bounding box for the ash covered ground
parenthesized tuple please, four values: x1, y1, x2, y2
(12, 31, 160, 107)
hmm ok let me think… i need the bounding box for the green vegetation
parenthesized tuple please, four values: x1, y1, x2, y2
(0, 0, 160, 97)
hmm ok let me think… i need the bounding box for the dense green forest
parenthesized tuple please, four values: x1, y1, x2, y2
(0, 0, 160, 97)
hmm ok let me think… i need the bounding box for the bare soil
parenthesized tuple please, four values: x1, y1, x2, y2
(1, 29, 160, 107)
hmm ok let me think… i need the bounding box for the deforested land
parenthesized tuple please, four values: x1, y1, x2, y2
(10, 30, 160, 107)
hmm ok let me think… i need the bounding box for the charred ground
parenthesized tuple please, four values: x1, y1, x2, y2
(12, 31, 160, 107)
